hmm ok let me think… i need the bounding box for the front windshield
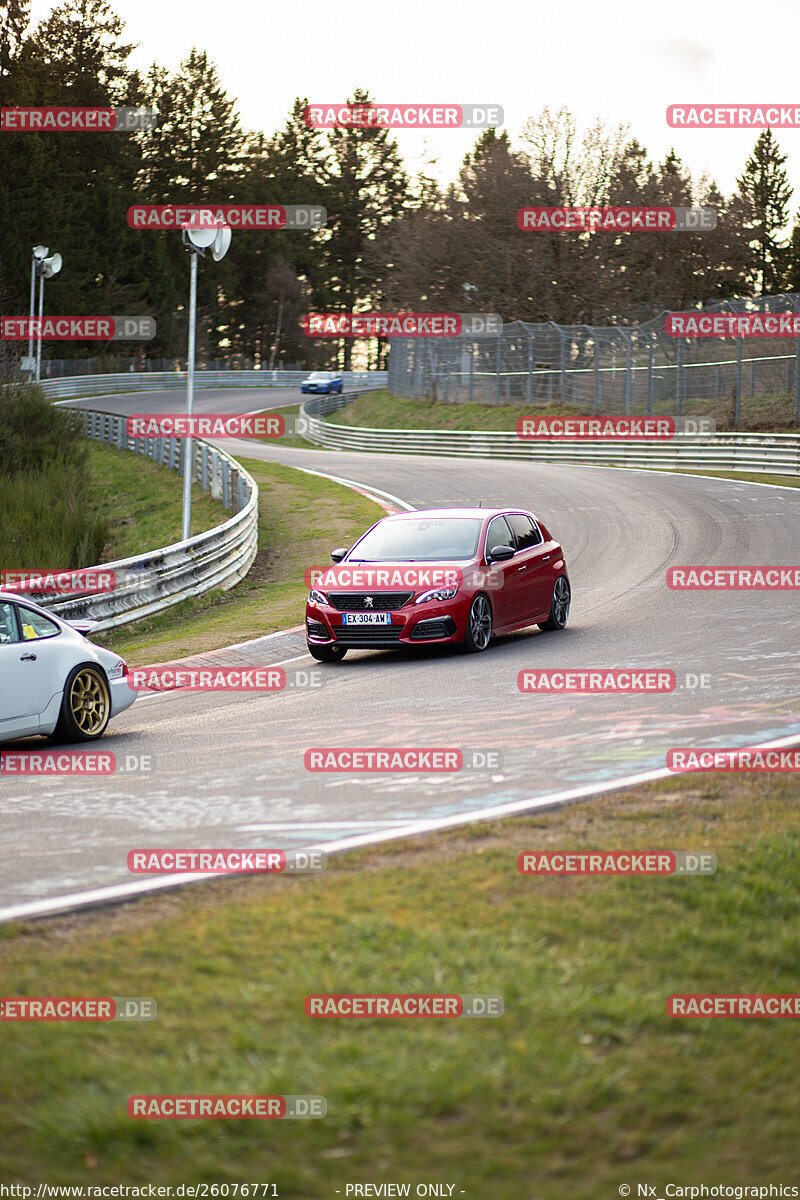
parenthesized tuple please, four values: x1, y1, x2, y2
(349, 517, 483, 562)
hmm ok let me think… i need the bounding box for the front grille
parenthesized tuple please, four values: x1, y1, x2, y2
(333, 625, 404, 645)
(409, 618, 457, 640)
(327, 592, 413, 612)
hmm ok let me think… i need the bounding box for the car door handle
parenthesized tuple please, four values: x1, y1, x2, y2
(542, 555, 551, 561)
(516, 565, 527, 572)
(20, 652, 37, 661)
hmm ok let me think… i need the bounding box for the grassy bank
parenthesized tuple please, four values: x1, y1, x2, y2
(97, 458, 386, 663)
(324, 388, 800, 433)
(0, 383, 224, 571)
(2, 770, 800, 1191)
(86, 443, 224, 561)
(0, 383, 107, 568)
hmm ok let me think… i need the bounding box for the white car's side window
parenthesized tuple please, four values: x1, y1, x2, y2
(0, 602, 20, 645)
(16, 607, 61, 642)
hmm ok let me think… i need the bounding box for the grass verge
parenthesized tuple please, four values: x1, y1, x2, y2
(1, 771, 800, 1191)
(649, 469, 800, 489)
(96, 458, 386, 663)
(88, 443, 224, 562)
(324, 389, 800, 433)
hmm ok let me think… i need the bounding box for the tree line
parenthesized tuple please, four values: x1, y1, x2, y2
(2, 0, 799, 371)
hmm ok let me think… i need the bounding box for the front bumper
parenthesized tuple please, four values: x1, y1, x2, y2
(306, 599, 465, 648)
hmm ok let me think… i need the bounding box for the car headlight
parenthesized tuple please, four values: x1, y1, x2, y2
(414, 586, 459, 604)
(309, 588, 328, 605)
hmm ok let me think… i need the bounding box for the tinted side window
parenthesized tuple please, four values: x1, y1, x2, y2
(17, 607, 61, 641)
(0, 601, 20, 644)
(485, 516, 515, 556)
(507, 513, 543, 550)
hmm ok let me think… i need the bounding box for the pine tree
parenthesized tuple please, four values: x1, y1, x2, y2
(736, 129, 793, 294)
(322, 88, 409, 369)
(231, 98, 329, 362)
(785, 215, 800, 293)
(0, 0, 30, 77)
(138, 49, 248, 358)
(0, 0, 146, 351)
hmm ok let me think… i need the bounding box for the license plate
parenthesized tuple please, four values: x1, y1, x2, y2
(341, 612, 392, 625)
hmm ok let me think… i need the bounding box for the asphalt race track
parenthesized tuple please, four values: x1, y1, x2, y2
(56, 384, 304, 418)
(1, 387, 799, 919)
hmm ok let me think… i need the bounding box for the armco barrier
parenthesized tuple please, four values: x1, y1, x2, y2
(299, 395, 800, 475)
(29, 410, 259, 631)
(39, 369, 387, 400)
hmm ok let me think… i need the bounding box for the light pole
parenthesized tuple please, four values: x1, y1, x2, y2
(28, 247, 48, 373)
(180, 222, 232, 541)
(32, 250, 62, 383)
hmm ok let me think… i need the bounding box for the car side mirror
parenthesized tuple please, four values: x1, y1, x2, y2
(330, 548, 348, 562)
(488, 544, 515, 563)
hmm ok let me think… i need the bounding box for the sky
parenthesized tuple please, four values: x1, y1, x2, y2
(27, 0, 800, 217)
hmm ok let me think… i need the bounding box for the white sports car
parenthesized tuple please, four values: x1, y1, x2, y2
(0, 591, 136, 743)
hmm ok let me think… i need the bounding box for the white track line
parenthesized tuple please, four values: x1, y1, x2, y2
(3, 730, 799, 923)
(289, 467, 416, 512)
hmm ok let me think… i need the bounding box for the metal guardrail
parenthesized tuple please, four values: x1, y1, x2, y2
(31, 410, 259, 631)
(39, 370, 387, 399)
(299, 395, 800, 475)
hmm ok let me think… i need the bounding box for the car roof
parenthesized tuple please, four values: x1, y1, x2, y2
(0, 590, 35, 603)
(381, 507, 529, 520)
(0, 590, 58, 612)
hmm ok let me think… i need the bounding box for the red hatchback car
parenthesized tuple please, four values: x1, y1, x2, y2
(305, 507, 570, 661)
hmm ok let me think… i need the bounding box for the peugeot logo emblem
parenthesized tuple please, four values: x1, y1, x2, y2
(364, 596, 374, 607)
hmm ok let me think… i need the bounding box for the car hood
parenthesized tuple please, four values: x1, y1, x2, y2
(315, 561, 471, 592)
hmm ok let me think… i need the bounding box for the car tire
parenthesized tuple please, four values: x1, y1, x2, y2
(538, 576, 571, 631)
(307, 642, 348, 663)
(52, 663, 112, 742)
(462, 593, 493, 653)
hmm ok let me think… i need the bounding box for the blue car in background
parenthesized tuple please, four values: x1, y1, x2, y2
(301, 371, 344, 394)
